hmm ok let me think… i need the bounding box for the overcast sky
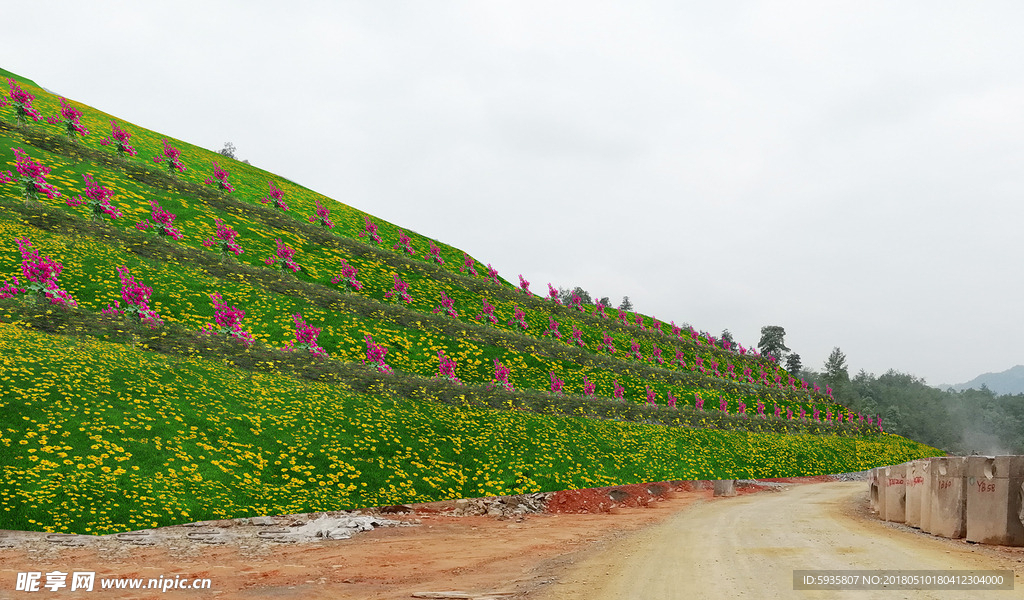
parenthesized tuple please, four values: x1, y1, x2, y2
(5, 1, 1024, 386)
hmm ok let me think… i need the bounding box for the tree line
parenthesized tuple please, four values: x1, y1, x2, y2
(759, 326, 1024, 456)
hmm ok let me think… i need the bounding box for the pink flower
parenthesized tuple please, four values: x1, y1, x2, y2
(259, 181, 288, 211)
(99, 121, 137, 157)
(358, 216, 382, 244)
(66, 173, 121, 221)
(204, 161, 235, 192)
(136, 201, 183, 240)
(518, 275, 531, 295)
(202, 218, 243, 256)
(392, 229, 415, 254)
(5, 79, 41, 124)
(152, 139, 187, 174)
(383, 273, 412, 303)
(427, 241, 444, 265)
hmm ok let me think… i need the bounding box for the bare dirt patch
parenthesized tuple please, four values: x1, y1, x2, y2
(0, 477, 818, 599)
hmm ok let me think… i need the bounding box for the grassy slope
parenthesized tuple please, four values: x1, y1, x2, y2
(0, 69, 942, 533)
(0, 323, 936, 534)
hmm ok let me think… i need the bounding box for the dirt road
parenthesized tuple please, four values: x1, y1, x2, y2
(535, 481, 1024, 599)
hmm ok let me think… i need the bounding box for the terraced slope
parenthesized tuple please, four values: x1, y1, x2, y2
(0, 67, 941, 534)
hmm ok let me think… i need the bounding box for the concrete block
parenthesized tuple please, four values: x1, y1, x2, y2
(877, 466, 887, 519)
(920, 459, 932, 533)
(713, 479, 737, 497)
(868, 467, 880, 513)
(883, 463, 906, 523)
(906, 460, 926, 528)
(965, 456, 1024, 546)
(929, 456, 966, 538)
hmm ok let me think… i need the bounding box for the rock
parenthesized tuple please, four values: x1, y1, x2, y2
(380, 504, 414, 514)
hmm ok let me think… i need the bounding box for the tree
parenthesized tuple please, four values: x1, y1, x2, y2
(785, 353, 802, 375)
(720, 329, 735, 345)
(618, 296, 633, 311)
(572, 286, 593, 305)
(757, 325, 789, 362)
(823, 347, 850, 386)
(219, 142, 237, 159)
(597, 296, 610, 308)
(559, 286, 593, 306)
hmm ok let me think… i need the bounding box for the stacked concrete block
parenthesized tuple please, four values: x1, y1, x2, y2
(877, 465, 887, 519)
(965, 456, 1024, 546)
(905, 460, 927, 528)
(883, 463, 907, 523)
(868, 467, 880, 513)
(920, 458, 932, 533)
(929, 456, 967, 538)
(713, 479, 737, 497)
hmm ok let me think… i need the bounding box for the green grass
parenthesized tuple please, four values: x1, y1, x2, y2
(0, 68, 942, 534)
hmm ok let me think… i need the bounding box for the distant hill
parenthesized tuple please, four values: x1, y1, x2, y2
(936, 365, 1024, 396)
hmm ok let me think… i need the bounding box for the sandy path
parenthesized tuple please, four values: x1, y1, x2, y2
(534, 481, 1024, 600)
(0, 491, 710, 599)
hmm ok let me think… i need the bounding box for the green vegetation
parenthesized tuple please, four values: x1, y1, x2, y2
(0, 68, 941, 534)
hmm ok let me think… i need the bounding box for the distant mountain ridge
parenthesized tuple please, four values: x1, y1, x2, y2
(937, 365, 1024, 395)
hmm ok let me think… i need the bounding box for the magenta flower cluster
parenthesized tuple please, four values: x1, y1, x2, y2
(427, 241, 444, 265)
(66, 173, 121, 221)
(199, 292, 254, 347)
(285, 313, 328, 358)
(383, 273, 412, 304)
(475, 299, 498, 324)
(518, 275, 531, 295)
(460, 253, 478, 276)
(259, 181, 288, 211)
(204, 162, 235, 192)
(0, 238, 76, 307)
(570, 325, 585, 347)
(4, 79, 40, 124)
(363, 334, 390, 373)
(264, 239, 301, 272)
(99, 121, 138, 157)
(7, 148, 61, 202)
(549, 372, 565, 395)
(103, 266, 162, 328)
(202, 218, 244, 257)
(485, 264, 500, 285)
(330, 259, 363, 291)
(492, 358, 513, 391)
(358, 216, 382, 244)
(436, 350, 459, 383)
(546, 283, 561, 305)
(393, 230, 415, 255)
(152, 139, 187, 174)
(508, 305, 528, 330)
(582, 376, 596, 398)
(543, 317, 562, 339)
(308, 199, 335, 229)
(568, 292, 584, 312)
(135, 201, 184, 240)
(432, 291, 458, 318)
(601, 332, 615, 354)
(46, 97, 89, 138)
(629, 339, 642, 360)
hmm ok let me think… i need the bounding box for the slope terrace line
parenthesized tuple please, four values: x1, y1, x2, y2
(1, 116, 774, 377)
(1, 194, 811, 420)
